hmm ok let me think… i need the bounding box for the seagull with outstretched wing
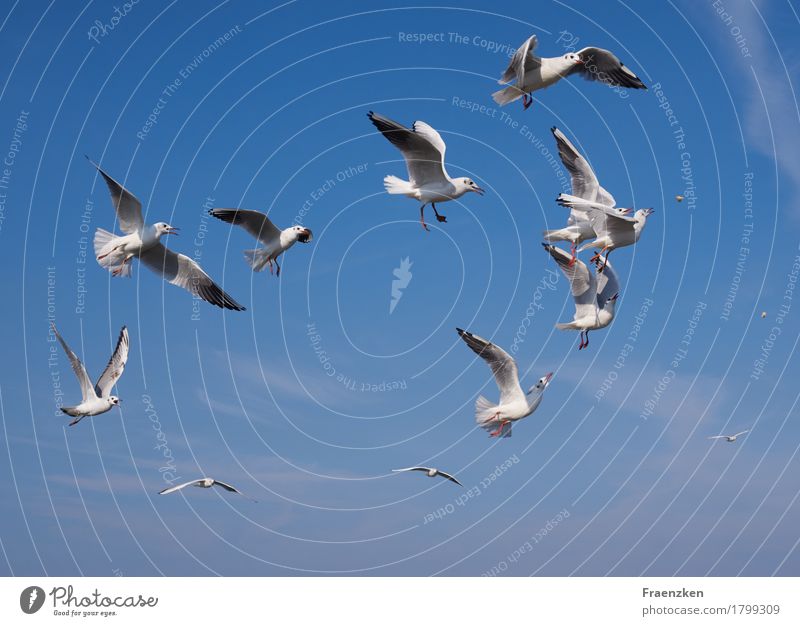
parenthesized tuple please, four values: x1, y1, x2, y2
(367, 111, 484, 231)
(457, 328, 552, 438)
(709, 430, 749, 443)
(51, 323, 128, 426)
(158, 477, 256, 501)
(88, 157, 245, 311)
(392, 467, 462, 486)
(494, 34, 646, 109)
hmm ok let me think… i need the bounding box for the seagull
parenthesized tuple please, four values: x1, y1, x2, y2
(543, 244, 619, 350)
(367, 111, 484, 231)
(493, 34, 646, 109)
(708, 430, 749, 443)
(543, 127, 632, 263)
(208, 209, 312, 277)
(88, 157, 245, 311)
(158, 477, 256, 500)
(51, 323, 128, 426)
(392, 467, 462, 486)
(557, 194, 653, 271)
(457, 328, 552, 438)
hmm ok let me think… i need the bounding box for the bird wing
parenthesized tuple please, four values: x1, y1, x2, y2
(570, 47, 646, 89)
(733, 430, 749, 438)
(543, 244, 598, 322)
(437, 471, 463, 486)
(212, 480, 254, 500)
(208, 208, 281, 246)
(94, 326, 129, 398)
(51, 323, 97, 403)
(392, 467, 430, 473)
(585, 206, 637, 239)
(550, 127, 604, 202)
(456, 328, 524, 405)
(87, 157, 144, 234)
(499, 34, 540, 85)
(368, 111, 448, 186)
(158, 479, 204, 495)
(707, 435, 727, 440)
(139, 243, 246, 311)
(594, 255, 620, 307)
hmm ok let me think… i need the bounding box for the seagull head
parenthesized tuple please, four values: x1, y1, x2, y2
(637, 208, 655, 219)
(616, 207, 633, 216)
(154, 222, 179, 237)
(458, 177, 485, 196)
(605, 292, 620, 311)
(291, 225, 313, 243)
(108, 395, 121, 407)
(565, 52, 584, 66)
(528, 372, 553, 394)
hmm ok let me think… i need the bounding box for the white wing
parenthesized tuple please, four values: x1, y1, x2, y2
(708, 435, 728, 440)
(94, 326, 129, 398)
(139, 243, 245, 311)
(159, 479, 205, 495)
(551, 127, 615, 206)
(51, 323, 97, 403)
(368, 111, 449, 186)
(543, 244, 598, 322)
(208, 208, 281, 246)
(457, 328, 524, 405)
(733, 430, 749, 438)
(499, 34, 540, 85)
(571, 47, 646, 89)
(392, 467, 431, 473)
(594, 255, 620, 307)
(87, 157, 144, 234)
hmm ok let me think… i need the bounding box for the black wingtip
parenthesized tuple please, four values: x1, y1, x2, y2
(456, 327, 465, 336)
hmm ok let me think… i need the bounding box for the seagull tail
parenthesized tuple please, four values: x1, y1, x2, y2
(555, 321, 580, 331)
(93, 228, 118, 267)
(383, 175, 415, 196)
(492, 85, 524, 106)
(243, 249, 269, 272)
(475, 395, 499, 427)
(542, 228, 569, 242)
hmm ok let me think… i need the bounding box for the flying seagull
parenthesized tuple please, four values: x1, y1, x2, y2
(543, 244, 619, 350)
(708, 430, 749, 443)
(392, 467, 462, 486)
(557, 194, 653, 271)
(51, 323, 128, 426)
(158, 478, 256, 500)
(544, 127, 632, 263)
(88, 157, 245, 310)
(367, 111, 484, 231)
(208, 208, 312, 277)
(493, 34, 646, 109)
(457, 328, 552, 438)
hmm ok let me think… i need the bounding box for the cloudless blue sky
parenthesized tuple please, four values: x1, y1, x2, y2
(1, 0, 799, 576)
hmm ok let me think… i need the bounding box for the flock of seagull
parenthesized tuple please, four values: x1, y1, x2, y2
(51, 33, 747, 496)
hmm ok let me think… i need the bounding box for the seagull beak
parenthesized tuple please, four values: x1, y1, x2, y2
(473, 185, 485, 196)
(544, 372, 554, 385)
(575, 57, 585, 65)
(299, 228, 313, 243)
(167, 227, 180, 235)
(622, 208, 633, 215)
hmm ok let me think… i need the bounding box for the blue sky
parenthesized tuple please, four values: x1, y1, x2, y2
(1, 0, 799, 576)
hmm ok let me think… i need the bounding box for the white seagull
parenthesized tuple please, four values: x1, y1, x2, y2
(543, 127, 631, 262)
(158, 477, 255, 500)
(208, 208, 312, 277)
(367, 111, 484, 231)
(708, 430, 749, 443)
(557, 194, 653, 271)
(457, 328, 552, 438)
(543, 244, 619, 350)
(493, 34, 646, 109)
(51, 323, 128, 426)
(88, 158, 245, 310)
(392, 467, 462, 486)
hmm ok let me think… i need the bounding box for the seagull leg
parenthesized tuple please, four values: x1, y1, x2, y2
(522, 93, 533, 110)
(419, 204, 430, 232)
(97, 244, 120, 261)
(599, 249, 611, 273)
(489, 418, 509, 437)
(578, 331, 585, 350)
(569, 242, 577, 266)
(267, 259, 274, 275)
(584, 331, 590, 349)
(274, 258, 281, 277)
(432, 202, 447, 223)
